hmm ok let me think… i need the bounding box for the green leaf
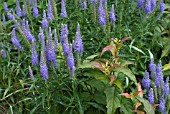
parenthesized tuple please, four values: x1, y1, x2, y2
(105, 87, 121, 114)
(120, 97, 134, 114)
(84, 69, 109, 84)
(162, 63, 170, 71)
(86, 102, 106, 113)
(113, 68, 137, 85)
(130, 46, 146, 55)
(136, 97, 155, 114)
(78, 61, 98, 69)
(161, 38, 170, 58)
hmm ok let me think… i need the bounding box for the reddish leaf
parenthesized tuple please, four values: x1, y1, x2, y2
(119, 93, 131, 98)
(93, 63, 105, 71)
(120, 37, 132, 44)
(134, 82, 143, 98)
(153, 104, 159, 110)
(109, 75, 116, 84)
(100, 44, 117, 57)
(135, 102, 142, 110)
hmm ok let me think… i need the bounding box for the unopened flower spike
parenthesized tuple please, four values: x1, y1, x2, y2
(31, 40, 38, 66)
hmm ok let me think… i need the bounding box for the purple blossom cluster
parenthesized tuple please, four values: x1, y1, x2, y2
(138, 0, 165, 13)
(142, 58, 169, 113)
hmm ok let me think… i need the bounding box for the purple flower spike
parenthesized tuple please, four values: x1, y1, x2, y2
(4, 2, 8, 13)
(63, 38, 70, 55)
(145, 0, 151, 14)
(110, 5, 116, 23)
(149, 58, 156, 72)
(11, 28, 23, 51)
(138, 0, 144, 9)
(42, 10, 48, 29)
(73, 23, 83, 54)
(54, 29, 58, 50)
(33, 0, 38, 18)
(7, 12, 15, 20)
(1, 49, 6, 58)
(158, 96, 165, 112)
(164, 77, 169, 96)
(31, 40, 38, 66)
(28, 66, 34, 80)
(142, 70, 150, 89)
(61, 0, 67, 18)
(21, 4, 26, 16)
(91, 0, 97, 4)
(40, 44, 48, 81)
(16, 0, 22, 17)
(60, 24, 69, 44)
(160, 0, 164, 12)
(148, 88, 154, 104)
(47, 0, 53, 21)
(82, 0, 87, 10)
(151, 0, 156, 11)
(68, 44, 76, 77)
(30, 0, 33, 7)
(98, 0, 106, 26)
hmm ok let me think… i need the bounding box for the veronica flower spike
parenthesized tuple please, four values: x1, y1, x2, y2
(98, 0, 106, 26)
(61, 0, 67, 18)
(42, 10, 48, 29)
(110, 5, 116, 23)
(142, 70, 150, 89)
(82, 0, 87, 10)
(33, 0, 38, 18)
(47, 0, 53, 21)
(16, 0, 22, 17)
(31, 40, 38, 66)
(4, 2, 8, 13)
(21, 4, 26, 16)
(138, 0, 144, 9)
(145, 0, 151, 14)
(160, 0, 165, 13)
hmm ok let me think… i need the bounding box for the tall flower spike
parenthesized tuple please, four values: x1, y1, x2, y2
(159, 0, 164, 12)
(33, 0, 38, 18)
(62, 36, 70, 55)
(30, 0, 33, 7)
(47, 0, 53, 21)
(91, 0, 97, 4)
(82, 0, 87, 10)
(54, 29, 58, 50)
(7, 12, 15, 20)
(4, 2, 8, 13)
(149, 58, 156, 72)
(61, 0, 67, 18)
(31, 40, 38, 66)
(98, 0, 106, 26)
(16, 0, 21, 17)
(1, 49, 6, 59)
(158, 96, 165, 112)
(151, 0, 156, 11)
(138, 0, 144, 9)
(145, 0, 151, 14)
(68, 44, 76, 77)
(26, 20, 36, 42)
(28, 66, 34, 80)
(110, 5, 116, 23)
(42, 10, 48, 29)
(60, 24, 68, 45)
(164, 77, 169, 96)
(21, 4, 26, 16)
(40, 42, 48, 81)
(148, 88, 154, 104)
(142, 70, 150, 89)
(11, 28, 23, 50)
(73, 23, 83, 53)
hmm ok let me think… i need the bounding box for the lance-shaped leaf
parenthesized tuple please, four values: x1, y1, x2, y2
(100, 43, 117, 58)
(120, 37, 132, 44)
(119, 93, 131, 99)
(113, 67, 137, 85)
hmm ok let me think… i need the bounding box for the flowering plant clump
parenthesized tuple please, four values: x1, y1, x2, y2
(141, 58, 170, 114)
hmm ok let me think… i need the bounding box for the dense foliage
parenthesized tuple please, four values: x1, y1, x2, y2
(0, 0, 170, 114)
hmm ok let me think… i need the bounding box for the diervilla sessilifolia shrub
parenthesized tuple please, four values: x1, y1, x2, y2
(142, 59, 170, 113)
